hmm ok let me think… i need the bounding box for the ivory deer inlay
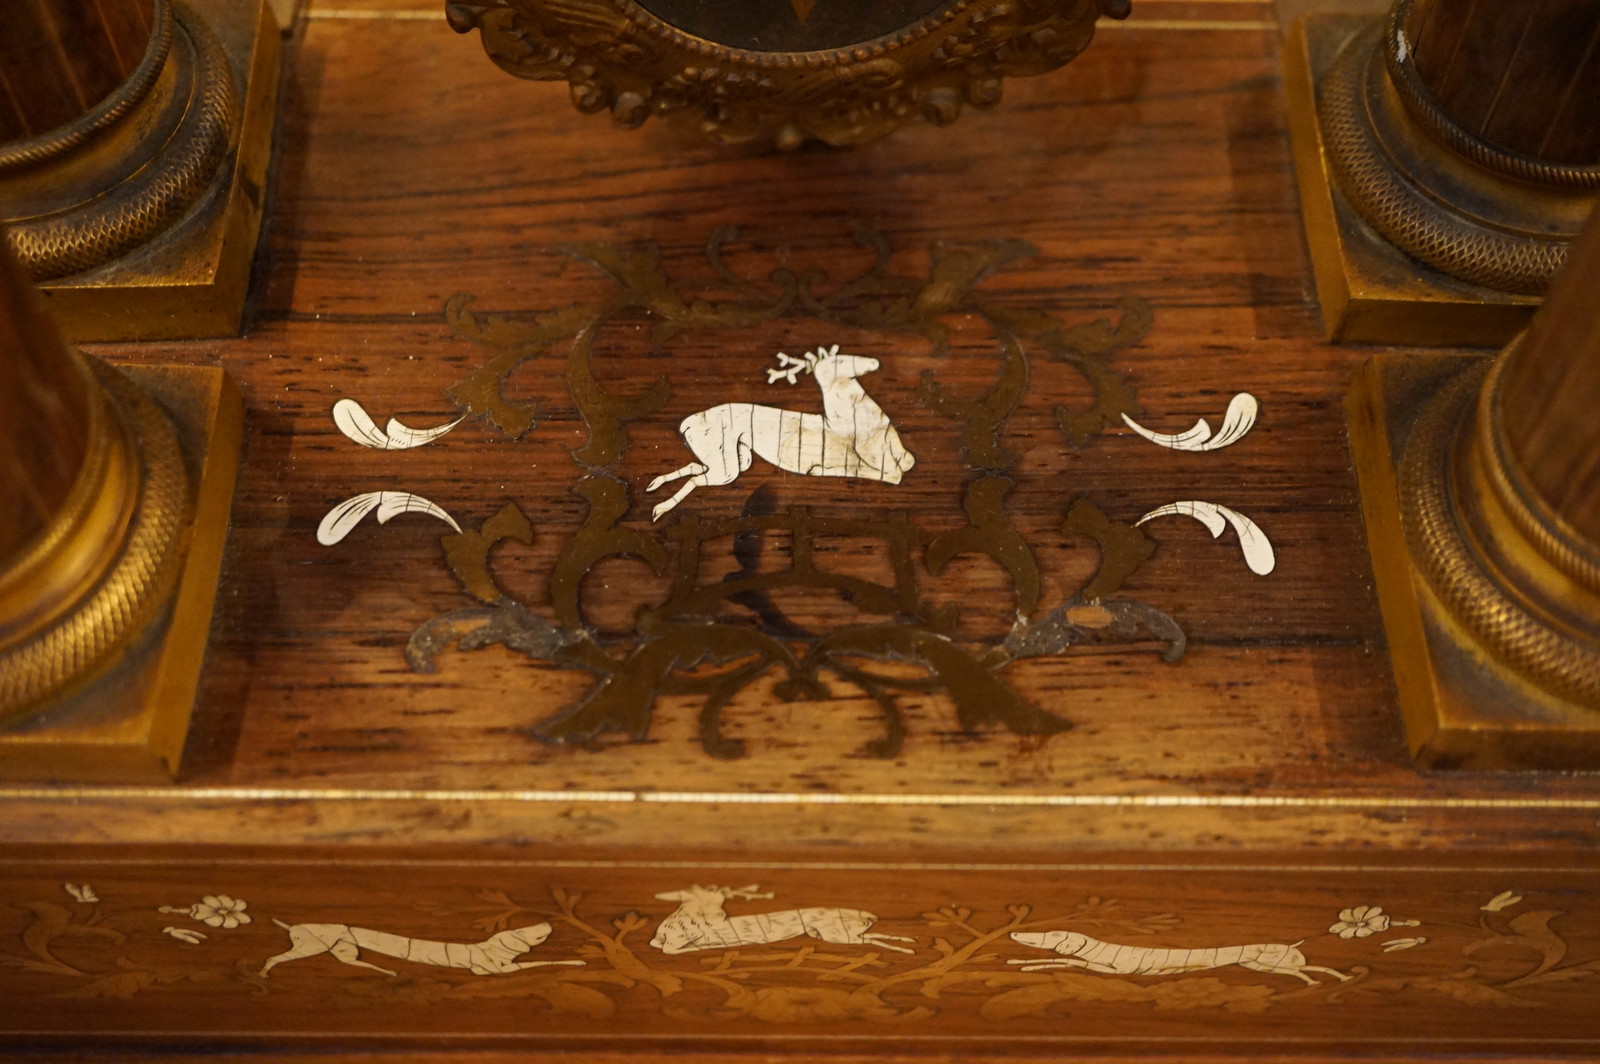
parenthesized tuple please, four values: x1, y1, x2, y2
(650, 883, 916, 954)
(647, 345, 915, 522)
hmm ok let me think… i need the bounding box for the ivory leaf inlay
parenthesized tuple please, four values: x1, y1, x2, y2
(317, 491, 462, 546)
(1482, 891, 1524, 913)
(332, 398, 465, 450)
(1122, 392, 1258, 452)
(1137, 500, 1275, 575)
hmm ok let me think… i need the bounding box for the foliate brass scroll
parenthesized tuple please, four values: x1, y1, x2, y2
(319, 230, 1275, 761)
(445, 0, 1131, 148)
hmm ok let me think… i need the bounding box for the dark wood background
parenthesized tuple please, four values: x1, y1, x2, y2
(6, 0, 1595, 849)
(4, 0, 1600, 1053)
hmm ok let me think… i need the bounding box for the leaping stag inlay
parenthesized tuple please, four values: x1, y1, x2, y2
(647, 344, 915, 521)
(650, 883, 916, 954)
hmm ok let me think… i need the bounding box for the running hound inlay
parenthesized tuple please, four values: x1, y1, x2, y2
(1008, 930, 1350, 985)
(647, 345, 915, 522)
(650, 884, 916, 954)
(260, 918, 586, 977)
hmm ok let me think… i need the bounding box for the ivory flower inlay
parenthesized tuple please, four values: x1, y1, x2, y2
(1328, 905, 1420, 939)
(160, 894, 251, 929)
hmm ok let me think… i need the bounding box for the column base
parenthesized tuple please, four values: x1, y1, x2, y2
(1348, 353, 1600, 770)
(23, 0, 281, 342)
(0, 365, 243, 783)
(1284, 16, 1545, 347)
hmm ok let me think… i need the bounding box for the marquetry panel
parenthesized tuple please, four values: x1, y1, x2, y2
(3, 7, 1599, 1058)
(4, 852, 1599, 1051)
(0, 3, 1580, 852)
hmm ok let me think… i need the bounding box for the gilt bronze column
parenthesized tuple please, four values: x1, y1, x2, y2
(0, 230, 243, 783)
(1285, 0, 1600, 344)
(0, 0, 282, 341)
(1349, 206, 1600, 769)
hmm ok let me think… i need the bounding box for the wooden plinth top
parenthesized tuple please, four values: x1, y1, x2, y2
(4, 0, 1597, 859)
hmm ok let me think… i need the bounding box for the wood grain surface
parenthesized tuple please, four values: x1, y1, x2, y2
(1404, 0, 1600, 163)
(0, 0, 156, 140)
(4, 0, 1597, 883)
(4, 849, 1599, 1050)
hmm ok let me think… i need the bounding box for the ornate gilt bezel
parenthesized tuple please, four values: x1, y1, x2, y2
(446, 0, 1129, 148)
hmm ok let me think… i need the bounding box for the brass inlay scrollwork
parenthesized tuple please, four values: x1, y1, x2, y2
(415, 230, 1190, 758)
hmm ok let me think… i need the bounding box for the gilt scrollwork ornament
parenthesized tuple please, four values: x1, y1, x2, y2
(444, 0, 1131, 149)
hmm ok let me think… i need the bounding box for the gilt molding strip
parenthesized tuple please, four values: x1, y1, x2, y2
(299, 9, 1277, 32)
(2, 1031, 1595, 1045)
(2, 786, 1599, 810)
(7, 858, 1598, 873)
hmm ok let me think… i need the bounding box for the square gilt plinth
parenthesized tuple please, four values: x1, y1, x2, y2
(0, 365, 243, 783)
(35, 0, 281, 343)
(1282, 16, 1541, 347)
(1348, 354, 1600, 770)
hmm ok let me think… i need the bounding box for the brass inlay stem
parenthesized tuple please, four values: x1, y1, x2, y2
(0, 362, 191, 720)
(0, 0, 174, 174)
(3, 1, 237, 281)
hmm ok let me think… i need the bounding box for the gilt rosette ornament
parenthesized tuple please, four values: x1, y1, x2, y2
(445, 0, 1131, 149)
